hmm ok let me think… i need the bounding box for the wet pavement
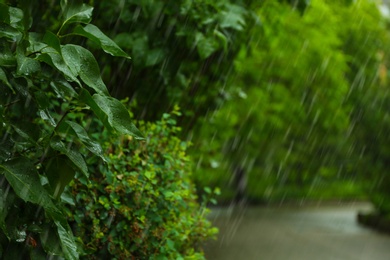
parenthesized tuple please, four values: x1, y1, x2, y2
(204, 202, 390, 260)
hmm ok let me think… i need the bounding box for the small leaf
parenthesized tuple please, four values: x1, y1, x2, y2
(50, 136, 89, 177)
(62, 44, 108, 95)
(61, 3, 93, 29)
(64, 120, 105, 161)
(93, 94, 144, 139)
(73, 24, 130, 59)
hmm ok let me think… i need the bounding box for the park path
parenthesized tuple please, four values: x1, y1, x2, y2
(204, 202, 390, 260)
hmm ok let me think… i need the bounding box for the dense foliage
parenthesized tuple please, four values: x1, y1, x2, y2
(67, 111, 217, 259)
(193, 0, 390, 204)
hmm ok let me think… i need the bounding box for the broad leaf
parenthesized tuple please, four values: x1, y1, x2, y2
(93, 94, 144, 139)
(62, 44, 108, 95)
(74, 24, 130, 59)
(50, 136, 88, 177)
(0, 158, 56, 209)
(61, 3, 93, 29)
(64, 120, 105, 160)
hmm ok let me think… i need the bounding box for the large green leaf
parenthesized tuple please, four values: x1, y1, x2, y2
(0, 158, 56, 209)
(50, 136, 89, 177)
(73, 24, 130, 59)
(93, 94, 144, 139)
(61, 44, 108, 95)
(64, 120, 105, 160)
(61, 2, 93, 29)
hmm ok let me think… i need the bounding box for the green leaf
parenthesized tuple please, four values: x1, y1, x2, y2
(16, 53, 41, 76)
(54, 220, 79, 260)
(0, 67, 15, 93)
(50, 80, 78, 100)
(50, 136, 89, 177)
(45, 156, 76, 199)
(43, 31, 61, 53)
(61, 3, 93, 29)
(196, 33, 219, 59)
(0, 42, 16, 67)
(61, 44, 108, 95)
(0, 158, 56, 209)
(0, 22, 22, 41)
(38, 48, 81, 85)
(78, 88, 114, 132)
(93, 94, 144, 139)
(73, 24, 130, 59)
(64, 120, 105, 161)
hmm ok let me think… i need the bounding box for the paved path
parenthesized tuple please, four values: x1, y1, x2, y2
(204, 202, 390, 260)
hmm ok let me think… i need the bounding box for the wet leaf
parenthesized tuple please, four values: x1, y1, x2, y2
(0, 67, 14, 92)
(61, 3, 93, 29)
(43, 31, 61, 53)
(64, 120, 105, 161)
(61, 44, 108, 95)
(50, 136, 89, 178)
(54, 220, 79, 260)
(93, 94, 144, 139)
(0, 158, 56, 209)
(73, 24, 130, 59)
(16, 53, 41, 76)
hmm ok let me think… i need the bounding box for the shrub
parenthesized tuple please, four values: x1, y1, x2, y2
(67, 110, 217, 259)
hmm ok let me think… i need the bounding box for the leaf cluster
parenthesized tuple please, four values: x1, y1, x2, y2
(0, 1, 142, 258)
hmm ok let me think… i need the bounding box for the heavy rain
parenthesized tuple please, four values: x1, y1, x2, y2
(0, 0, 390, 259)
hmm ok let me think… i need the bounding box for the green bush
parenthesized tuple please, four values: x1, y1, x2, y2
(67, 110, 217, 259)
